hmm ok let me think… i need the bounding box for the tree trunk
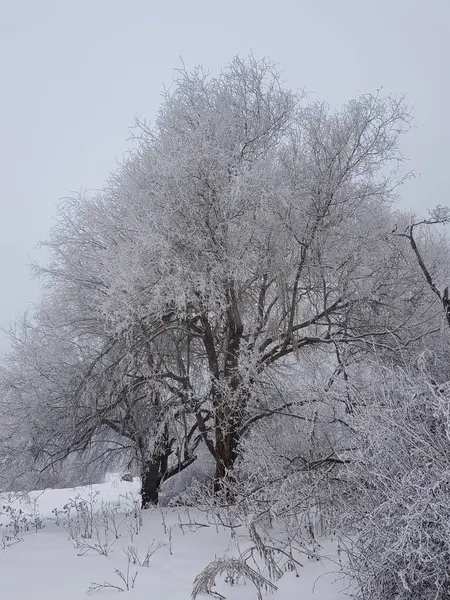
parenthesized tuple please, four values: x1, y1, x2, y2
(140, 424, 171, 508)
(200, 282, 244, 497)
(140, 423, 200, 508)
(140, 459, 161, 507)
(214, 410, 239, 497)
(213, 281, 244, 496)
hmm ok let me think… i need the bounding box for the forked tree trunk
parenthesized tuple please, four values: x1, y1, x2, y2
(140, 429, 197, 508)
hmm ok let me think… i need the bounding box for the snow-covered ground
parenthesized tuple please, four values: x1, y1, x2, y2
(0, 477, 348, 599)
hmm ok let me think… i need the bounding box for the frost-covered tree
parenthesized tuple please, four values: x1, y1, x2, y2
(1, 56, 440, 503)
(88, 56, 416, 490)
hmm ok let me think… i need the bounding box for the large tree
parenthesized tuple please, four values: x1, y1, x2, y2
(2, 56, 437, 501)
(92, 57, 415, 490)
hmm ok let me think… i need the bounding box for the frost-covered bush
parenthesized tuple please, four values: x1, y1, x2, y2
(344, 363, 450, 600)
(231, 358, 354, 533)
(236, 405, 349, 525)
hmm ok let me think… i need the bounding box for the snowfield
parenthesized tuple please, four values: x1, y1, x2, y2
(0, 477, 348, 599)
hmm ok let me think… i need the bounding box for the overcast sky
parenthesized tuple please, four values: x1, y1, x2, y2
(0, 0, 449, 353)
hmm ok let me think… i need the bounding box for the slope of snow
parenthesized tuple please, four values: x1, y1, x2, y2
(0, 477, 348, 599)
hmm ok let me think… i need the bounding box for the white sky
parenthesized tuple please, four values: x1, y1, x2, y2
(1, 0, 449, 353)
